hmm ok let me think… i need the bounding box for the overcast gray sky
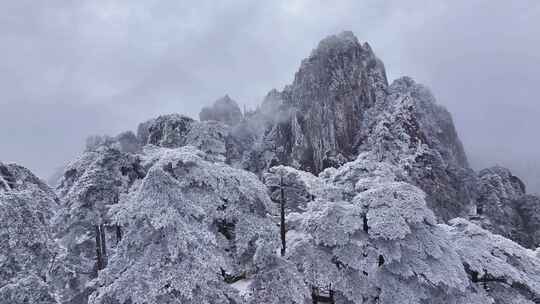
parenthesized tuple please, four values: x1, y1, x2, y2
(1, 0, 539, 192)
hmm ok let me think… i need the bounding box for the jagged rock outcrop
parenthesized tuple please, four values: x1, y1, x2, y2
(88, 31, 529, 233)
(476, 166, 526, 232)
(473, 166, 540, 248)
(261, 31, 388, 173)
(514, 194, 540, 248)
(199, 95, 243, 126)
(126, 33, 474, 224)
(235, 32, 474, 221)
(478, 166, 526, 201)
(137, 114, 196, 148)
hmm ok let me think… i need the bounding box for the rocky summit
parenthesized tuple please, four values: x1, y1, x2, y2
(199, 95, 244, 126)
(2, 32, 540, 304)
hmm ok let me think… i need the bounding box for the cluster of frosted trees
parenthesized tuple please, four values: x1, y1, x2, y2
(261, 153, 540, 303)
(2, 146, 540, 303)
(0, 163, 61, 303)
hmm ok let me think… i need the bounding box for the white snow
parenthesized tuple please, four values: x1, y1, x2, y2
(230, 279, 253, 297)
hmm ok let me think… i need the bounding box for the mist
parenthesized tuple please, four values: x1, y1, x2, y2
(1, 0, 539, 192)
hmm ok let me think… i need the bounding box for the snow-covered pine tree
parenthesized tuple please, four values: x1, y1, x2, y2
(53, 144, 144, 302)
(281, 154, 491, 303)
(445, 218, 540, 303)
(0, 163, 59, 303)
(89, 146, 278, 304)
(247, 241, 310, 304)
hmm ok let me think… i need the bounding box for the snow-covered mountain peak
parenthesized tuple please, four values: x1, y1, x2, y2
(2, 31, 540, 304)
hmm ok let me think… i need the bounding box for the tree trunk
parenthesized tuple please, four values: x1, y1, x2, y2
(95, 224, 108, 271)
(100, 224, 107, 268)
(95, 225, 103, 271)
(116, 224, 122, 243)
(363, 214, 369, 233)
(280, 175, 286, 256)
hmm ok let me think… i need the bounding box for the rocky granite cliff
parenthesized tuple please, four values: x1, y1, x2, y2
(472, 166, 540, 248)
(199, 95, 243, 126)
(216, 32, 476, 222)
(271, 32, 388, 173)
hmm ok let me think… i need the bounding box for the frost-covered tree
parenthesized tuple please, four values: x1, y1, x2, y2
(286, 198, 482, 303)
(136, 114, 231, 162)
(53, 146, 145, 302)
(445, 218, 540, 303)
(140, 146, 277, 271)
(264, 165, 341, 213)
(89, 165, 235, 303)
(247, 241, 309, 304)
(0, 163, 59, 303)
(184, 120, 229, 161)
(279, 154, 490, 303)
(89, 146, 278, 303)
(359, 77, 477, 221)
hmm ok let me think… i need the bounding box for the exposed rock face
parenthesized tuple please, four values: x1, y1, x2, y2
(475, 166, 527, 244)
(124, 32, 477, 223)
(137, 114, 196, 148)
(266, 31, 388, 173)
(128, 33, 473, 224)
(199, 95, 243, 126)
(514, 194, 540, 248)
(474, 166, 540, 248)
(235, 32, 473, 221)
